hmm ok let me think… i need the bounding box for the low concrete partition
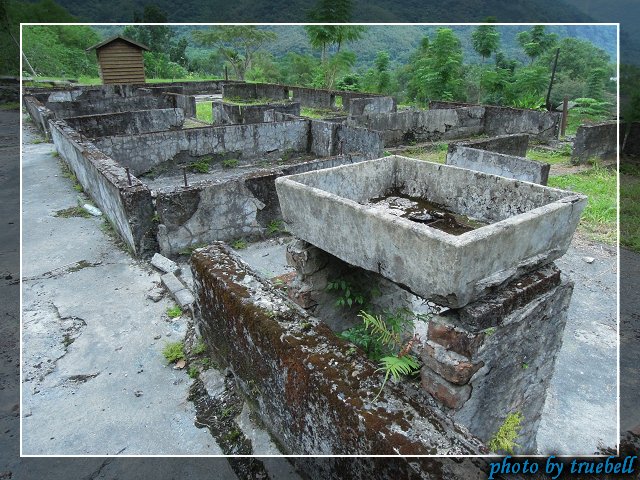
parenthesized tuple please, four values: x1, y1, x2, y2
(277, 156, 586, 307)
(23, 95, 55, 136)
(94, 120, 311, 176)
(64, 108, 185, 138)
(429, 101, 561, 142)
(572, 121, 617, 164)
(49, 119, 156, 255)
(310, 120, 384, 157)
(191, 243, 489, 466)
(212, 100, 300, 124)
(222, 82, 396, 113)
(348, 96, 397, 117)
(346, 107, 485, 146)
(155, 155, 368, 256)
(286, 240, 573, 453)
(446, 135, 550, 185)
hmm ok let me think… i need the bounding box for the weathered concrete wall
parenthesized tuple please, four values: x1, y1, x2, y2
(348, 96, 396, 117)
(155, 155, 364, 256)
(572, 121, 617, 164)
(191, 243, 488, 465)
(429, 101, 561, 142)
(423, 265, 573, 453)
(222, 83, 289, 101)
(212, 100, 300, 125)
(42, 93, 177, 119)
(456, 134, 530, 157)
(347, 107, 485, 146)
(95, 120, 310, 176)
(49, 120, 156, 256)
(163, 92, 196, 118)
(446, 145, 550, 185)
(23, 95, 55, 136)
(64, 108, 185, 138)
(309, 120, 383, 158)
(277, 156, 586, 307)
(483, 106, 560, 142)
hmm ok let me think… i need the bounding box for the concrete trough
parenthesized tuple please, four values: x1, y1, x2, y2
(276, 156, 586, 307)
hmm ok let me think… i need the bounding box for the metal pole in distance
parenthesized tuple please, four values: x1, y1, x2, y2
(183, 167, 188, 187)
(561, 96, 569, 137)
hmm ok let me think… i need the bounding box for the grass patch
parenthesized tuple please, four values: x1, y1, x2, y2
(267, 219, 284, 235)
(196, 102, 213, 123)
(300, 107, 341, 119)
(222, 158, 239, 168)
(189, 156, 211, 173)
(0, 102, 20, 110)
(400, 143, 448, 164)
(621, 165, 640, 252)
(192, 338, 207, 355)
(162, 341, 185, 363)
(167, 305, 183, 318)
(224, 96, 278, 106)
(488, 411, 524, 454)
(188, 366, 199, 379)
(231, 239, 247, 250)
(548, 165, 616, 245)
(54, 206, 91, 218)
(527, 145, 571, 165)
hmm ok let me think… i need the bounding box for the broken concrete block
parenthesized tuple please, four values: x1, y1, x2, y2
(161, 272, 184, 295)
(174, 288, 195, 308)
(151, 252, 180, 274)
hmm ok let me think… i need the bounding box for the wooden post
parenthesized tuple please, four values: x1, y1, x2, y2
(224, 66, 228, 81)
(545, 48, 560, 111)
(560, 96, 569, 137)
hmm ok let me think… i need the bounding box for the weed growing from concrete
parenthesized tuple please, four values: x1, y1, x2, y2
(231, 239, 247, 249)
(484, 327, 497, 337)
(52, 150, 59, 157)
(167, 305, 183, 318)
(192, 338, 207, 355)
(189, 156, 212, 173)
(54, 206, 91, 219)
(488, 411, 524, 454)
(266, 220, 284, 235)
(222, 158, 239, 168)
(162, 341, 185, 363)
(188, 366, 199, 379)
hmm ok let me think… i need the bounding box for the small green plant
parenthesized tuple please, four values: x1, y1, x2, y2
(521, 362, 529, 370)
(224, 428, 242, 442)
(167, 305, 183, 318)
(220, 406, 235, 419)
(188, 366, 199, 378)
(484, 327, 497, 337)
(374, 354, 420, 401)
(222, 158, 239, 168)
(189, 156, 211, 173)
(192, 338, 206, 355)
(52, 150, 60, 157)
(267, 219, 284, 235)
(231, 238, 247, 249)
(383, 150, 391, 157)
(488, 412, 524, 454)
(151, 213, 161, 223)
(162, 341, 185, 363)
(327, 278, 369, 309)
(199, 357, 212, 370)
(54, 206, 91, 218)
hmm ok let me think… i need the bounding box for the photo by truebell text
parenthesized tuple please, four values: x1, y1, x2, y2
(488, 455, 637, 479)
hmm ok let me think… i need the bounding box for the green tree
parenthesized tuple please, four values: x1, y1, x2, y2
(586, 67, 608, 100)
(471, 22, 500, 62)
(192, 26, 277, 80)
(408, 29, 464, 105)
(516, 25, 557, 64)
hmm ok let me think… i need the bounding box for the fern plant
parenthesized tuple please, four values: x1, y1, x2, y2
(373, 354, 420, 401)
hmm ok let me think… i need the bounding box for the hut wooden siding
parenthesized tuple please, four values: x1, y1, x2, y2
(88, 37, 149, 85)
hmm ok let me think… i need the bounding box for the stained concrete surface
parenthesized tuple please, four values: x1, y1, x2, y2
(21, 127, 228, 456)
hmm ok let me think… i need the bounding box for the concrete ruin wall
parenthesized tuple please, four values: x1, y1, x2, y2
(223, 82, 396, 113)
(212, 100, 301, 124)
(190, 243, 489, 467)
(49, 119, 156, 255)
(346, 107, 485, 146)
(94, 120, 311, 176)
(429, 101, 561, 142)
(64, 108, 185, 138)
(348, 96, 397, 117)
(571, 121, 617, 164)
(423, 265, 573, 452)
(23, 95, 55, 136)
(446, 135, 550, 185)
(155, 155, 368, 256)
(310, 120, 384, 158)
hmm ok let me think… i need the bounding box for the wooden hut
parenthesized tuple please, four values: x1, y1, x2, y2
(87, 35, 150, 85)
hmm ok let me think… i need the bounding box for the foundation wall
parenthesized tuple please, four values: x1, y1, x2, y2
(346, 107, 485, 146)
(49, 119, 156, 255)
(23, 95, 55, 136)
(212, 100, 301, 124)
(64, 108, 185, 138)
(446, 145, 550, 185)
(94, 120, 311, 176)
(191, 243, 489, 467)
(572, 121, 617, 164)
(455, 134, 530, 157)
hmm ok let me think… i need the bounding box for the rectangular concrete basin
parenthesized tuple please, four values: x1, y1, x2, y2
(275, 155, 587, 307)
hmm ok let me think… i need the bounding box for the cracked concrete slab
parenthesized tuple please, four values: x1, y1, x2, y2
(21, 125, 227, 456)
